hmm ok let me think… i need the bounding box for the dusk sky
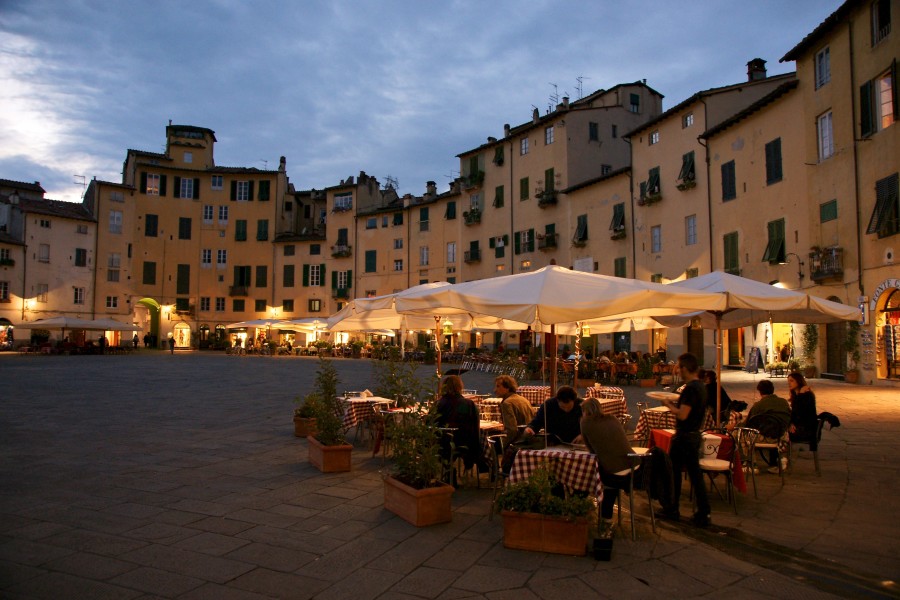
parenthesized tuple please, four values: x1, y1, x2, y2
(1, 1, 837, 204)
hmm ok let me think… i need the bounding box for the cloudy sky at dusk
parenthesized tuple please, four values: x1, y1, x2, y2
(1, 0, 837, 204)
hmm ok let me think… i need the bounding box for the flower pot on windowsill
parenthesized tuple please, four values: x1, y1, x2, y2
(307, 436, 352, 473)
(501, 510, 589, 556)
(383, 475, 454, 527)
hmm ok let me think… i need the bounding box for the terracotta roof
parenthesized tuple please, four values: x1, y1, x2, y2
(781, 0, 856, 62)
(0, 179, 46, 193)
(701, 80, 799, 139)
(127, 149, 168, 159)
(1, 196, 94, 222)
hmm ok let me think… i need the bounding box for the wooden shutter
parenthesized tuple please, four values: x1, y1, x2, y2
(230, 180, 237, 201)
(527, 228, 535, 252)
(347, 270, 352, 288)
(514, 231, 521, 254)
(173, 176, 182, 198)
(302, 264, 310, 287)
(319, 264, 326, 286)
(159, 175, 167, 197)
(332, 270, 338, 289)
(248, 181, 255, 201)
(860, 81, 875, 137)
(193, 178, 200, 199)
(139, 172, 147, 194)
(258, 180, 270, 201)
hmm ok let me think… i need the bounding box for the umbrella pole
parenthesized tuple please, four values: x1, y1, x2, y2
(716, 315, 722, 429)
(549, 324, 557, 394)
(434, 316, 442, 398)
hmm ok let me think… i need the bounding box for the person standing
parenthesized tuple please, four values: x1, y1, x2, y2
(168, 334, 175, 354)
(658, 352, 711, 527)
(494, 375, 533, 443)
(132, 333, 139, 349)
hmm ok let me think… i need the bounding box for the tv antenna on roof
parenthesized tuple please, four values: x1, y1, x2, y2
(548, 83, 559, 106)
(384, 175, 398, 191)
(576, 76, 589, 99)
(260, 159, 268, 170)
(74, 175, 86, 191)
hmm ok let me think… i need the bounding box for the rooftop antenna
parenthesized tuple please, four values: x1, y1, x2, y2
(445, 169, 459, 181)
(73, 175, 86, 192)
(548, 83, 559, 106)
(576, 76, 590, 99)
(384, 175, 398, 191)
(259, 159, 268, 170)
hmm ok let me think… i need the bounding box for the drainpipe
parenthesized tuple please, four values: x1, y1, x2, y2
(700, 98, 714, 274)
(848, 22, 865, 298)
(508, 138, 515, 274)
(624, 136, 635, 278)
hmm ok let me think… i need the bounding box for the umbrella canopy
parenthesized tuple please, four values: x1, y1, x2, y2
(656, 271, 860, 425)
(89, 318, 142, 332)
(394, 266, 727, 325)
(15, 316, 100, 330)
(279, 318, 329, 334)
(225, 318, 293, 329)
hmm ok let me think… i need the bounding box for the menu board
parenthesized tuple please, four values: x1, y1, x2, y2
(745, 346, 762, 373)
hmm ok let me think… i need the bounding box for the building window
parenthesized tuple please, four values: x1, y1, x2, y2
(283, 264, 295, 287)
(601, 164, 612, 176)
(303, 264, 323, 287)
(682, 113, 694, 128)
(815, 47, 831, 89)
(649, 130, 659, 145)
(38, 244, 49, 263)
(419, 207, 429, 232)
(574, 214, 588, 244)
(145, 173, 161, 196)
(393, 212, 403, 226)
(106, 296, 118, 308)
(520, 260, 532, 272)
(217, 249, 227, 268)
(203, 204, 213, 224)
(39, 219, 50, 228)
(614, 257, 626, 278)
(866, 172, 899, 238)
(514, 229, 535, 254)
(218, 205, 228, 224)
(685, 215, 697, 246)
(762, 218, 786, 263)
(232, 299, 245, 312)
(309, 299, 322, 312)
(609, 203, 625, 234)
(382, 215, 388, 227)
(364, 217, 376, 230)
(820, 199, 838, 223)
(588, 122, 599, 141)
(419, 246, 429, 266)
(611, 124, 618, 138)
(445, 201, 457, 220)
(520, 177, 529, 201)
(178, 217, 192, 240)
(211, 175, 223, 190)
(310, 244, 321, 255)
(365, 250, 377, 273)
(447, 242, 456, 264)
(334, 192, 353, 211)
(215, 297, 225, 311)
(254, 299, 265, 312)
(818, 111, 834, 160)
(201, 248, 212, 267)
(393, 238, 403, 250)
(724, 232, 740, 275)
(257, 181, 270, 201)
(651, 225, 662, 253)
(394, 259, 403, 272)
(142, 261, 156, 285)
(75, 248, 87, 267)
(109, 210, 122, 234)
(179, 177, 194, 199)
(765, 138, 783, 184)
(235, 181, 250, 201)
(199, 297, 210, 312)
(109, 191, 124, 203)
(36, 283, 48, 302)
(722, 160, 737, 201)
(255, 266, 267, 288)
(493, 185, 504, 208)
(520, 137, 529, 155)
(76, 224, 88, 234)
(284, 245, 295, 256)
(182, 151, 192, 164)
(235, 219, 247, 241)
(872, 0, 891, 45)
(256, 219, 269, 241)
(73, 287, 85, 305)
(144, 214, 158, 237)
(678, 151, 695, 184)
(283, 299, 294, 312)
(545, 126, 554, 145)
(629, 93, 640, 113)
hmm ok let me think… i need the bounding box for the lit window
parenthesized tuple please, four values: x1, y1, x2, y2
(146, 173, 160, 195)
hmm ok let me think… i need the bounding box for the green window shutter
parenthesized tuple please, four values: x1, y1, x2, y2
(765, 139, 783, 184)
(678, 151, 695, 181)
(284, 264, 295, 287)
(347, 270, 352, 287)
(893, 59, 899, 120)
(257, 220, 268, 241)
(494, 185, 504, 208)
(393, 212, 403, 225)
(446, 201, 456, 219)
(176, 264, 190, 294)
(820, 200, 838, 222)
(520, 177, 529, 200)
(545, 168, 555, 191)
(495, 244, 504, 258)
(159, 175, 167, 197)
(610, 203, 625, 230)
(647, 167, 660, 193)
(365, 250, 377, 273)
(233, 266, 241, 286)
(575, 214, 588, 241)
(514, 231, 521, 254)
(860, 80, 875, 137)
(230, 181, 237, 201)
(468, 155, 478, 177)
(320, 264, 326, 286)
(527, 228, 535, 252)
(614, 257, 626, 278)
(489, 237, 495, 249)
(302, 264, 310, 287)
(420, 207, 428, 222)
(140, 172, 147, 194)
(142, 261, 156, 284)
(639, 181, 647, 200)
(867, 173, 899, 235)
(247, 181, 255, 201)
(762, 219, 785, 263)
(258, 180, 270, 201)
(235, 220, 247, 241)
(724, 232, 739, 274)
(493, 146, 504, 165)
(545, 223, 555, 236)
(193, 178, 200, 199)
(630, 93, 639, 108)
(256, 266, 267, 288)
(722, 161, 736, 201)
(332, 270, 338, 289)
(174, 176, 182, 198)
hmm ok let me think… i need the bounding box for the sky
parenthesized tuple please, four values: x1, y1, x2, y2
(1, 0, 839, 204)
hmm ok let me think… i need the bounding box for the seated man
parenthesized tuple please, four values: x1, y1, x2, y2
(746, 379, 791, 471)
(524, 385, 583, 445)
(494, 375, 534, 444)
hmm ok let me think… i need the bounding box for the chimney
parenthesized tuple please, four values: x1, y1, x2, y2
(487, 136, 497, 143)
(425, 181, 436, 197)
(562, 96, 569, 109)
(532, 108, 540, 124)
(279, 156, 286, 172)
(747, 58, 767, 81)
(504, 124, 511, 138)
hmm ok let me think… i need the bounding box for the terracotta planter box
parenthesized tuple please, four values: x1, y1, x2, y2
(307, 436, 352, 473)
(293, 416, 317, 438)
(638, 378, 657, 388)
(384, 475, 453, 527)
(844, 370, 859, 384)
(501, 510, 589, 556)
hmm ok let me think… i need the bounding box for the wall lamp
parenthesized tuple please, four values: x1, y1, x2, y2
(779, 252, 805, 284)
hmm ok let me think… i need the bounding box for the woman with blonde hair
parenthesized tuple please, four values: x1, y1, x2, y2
(580, 397, 633, 531)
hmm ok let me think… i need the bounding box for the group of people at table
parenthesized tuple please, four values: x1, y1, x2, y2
(435, 352, 817, 531)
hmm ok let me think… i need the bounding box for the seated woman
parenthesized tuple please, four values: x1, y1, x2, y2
(787, 372, 817, 444)
(703, 369, 733, 424)
(435, 375, 481, 469)
(580, 397, 633, 533)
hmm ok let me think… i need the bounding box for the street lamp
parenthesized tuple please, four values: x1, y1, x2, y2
(780, 252, 805, 284)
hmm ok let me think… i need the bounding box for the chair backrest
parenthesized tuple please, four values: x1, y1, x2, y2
(487, 433, 508, 475)
(733, 426, 760, 460)
(745, 412, 788, 440)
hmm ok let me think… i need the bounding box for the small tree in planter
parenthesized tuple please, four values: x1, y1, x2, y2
(495, 467, 594, 556)
(371, 357, 428, 407)
(636, 357, 656, 387)
(800, 324, 819, 378)
(293, 394, 319, 437)
(306, 358, 352, 472)
(843, 321, 861, 383)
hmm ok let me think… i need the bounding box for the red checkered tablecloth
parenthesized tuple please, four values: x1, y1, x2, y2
(633, 406, 715, 444)
(508, 448, 603, 498)
(518, 386, 551, 408)
(584, 386, 624, 400)
(341, 397, 393, 429)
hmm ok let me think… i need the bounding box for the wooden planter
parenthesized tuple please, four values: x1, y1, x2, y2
(383, 475, 453, 527)
(307, 436, 352, 473)
(803, 366, 818, 379)
(638, 378, 657, 388)
(501, 510, 589, 556)
(293, 416, 317, 438)
(844, 370, 859, 384)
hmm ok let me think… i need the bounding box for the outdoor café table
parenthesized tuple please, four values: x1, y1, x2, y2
(633, 405, 716, 445)
(508, 447, 603, 498)
(650, 428, 747, 493)
(584, 385, 625, 400)
(517, 386, 551, 408)
(341, 396, 393, 429)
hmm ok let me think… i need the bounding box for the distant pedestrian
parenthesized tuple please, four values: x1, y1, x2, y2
(132, 333, 139, 349)
(168, 335, 175, 354)
(143, 333, 150, 348)
(98, 334, 106, 355)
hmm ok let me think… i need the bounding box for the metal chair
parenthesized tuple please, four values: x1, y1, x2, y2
(733, 426, 761, 498)
(790, 416, 826, 476)
(604, 451, 657, 540)
(698, 430, 738, 514)
(487, 433, 508, 520)
(745, 413, 789, 486)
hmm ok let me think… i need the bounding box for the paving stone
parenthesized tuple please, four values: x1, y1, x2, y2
(224, 541, 317, 572)
(119, 543, 255, 584)
(43, 551, 138, 580)
(5, 570, 143, 600)
(0, 538, 75, 567)
(40, 528, 149, 557)
(227, 567, 329, 599)
(178, 582, 275, 600)
(109, 565, 205, 596)
(186, 516, 257, 536)
(389, 565, 461, 597)
(173, 531, 252, 556)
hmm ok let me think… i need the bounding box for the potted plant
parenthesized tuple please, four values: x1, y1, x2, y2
(843, 321, 861, 384)
(636, 357, 656, 387)
(350, 340, 365, 358)
(306, 358, 353, 473)
(800, 324, 819, 379)
(293, 394, 318, 437)
(382, 402, 455, 526)
(495, 467, 594, 556)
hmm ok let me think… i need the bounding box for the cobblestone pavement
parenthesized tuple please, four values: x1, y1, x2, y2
(1, 352, 898, 599)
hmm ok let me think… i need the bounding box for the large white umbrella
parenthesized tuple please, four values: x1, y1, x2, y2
(89, 318, 142, 332)
(225, 318, 293, 329)
(656, 271, 861, 424)
(15, 316, 98, 330)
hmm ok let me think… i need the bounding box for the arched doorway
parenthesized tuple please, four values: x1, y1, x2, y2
(135, 298, 161, 348)
(173, 322, 191, 349)
(199, 324, 210, 349)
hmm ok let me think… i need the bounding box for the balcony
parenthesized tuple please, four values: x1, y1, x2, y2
(537, 233, 558, 250)
(610, 228, 626, 241)
(0, 258, 14, 266)
(638, 191, 662, 206)
(809, 246, 844, 282)
(175, 305, 195, 316)
(461, 170, 485, 189)
(537, 190, 558, 208)
(463, 249, 481, 263)
(332, 287, 350, 299)
(229, 285, 249, 297)
(331, 244, 352, 258)
(463, 209, 481, 226)
(676, 178, 696, 191)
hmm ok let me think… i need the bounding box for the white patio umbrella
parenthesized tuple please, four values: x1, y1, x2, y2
(656, 271, 861, 424)
(15, 316, 98, 331)
(394, 266, 728, 390)
(89, 318, 142, 332)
